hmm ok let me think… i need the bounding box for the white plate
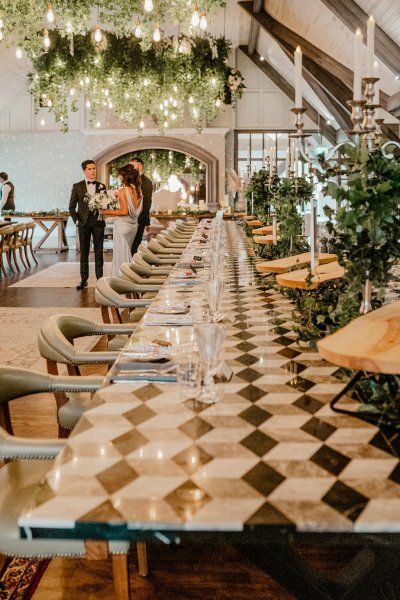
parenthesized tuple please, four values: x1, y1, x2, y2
(122, 342, 170, 360)
(149, 302, 189, 314)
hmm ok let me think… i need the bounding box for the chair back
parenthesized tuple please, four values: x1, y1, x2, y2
(25, 221, 36, 244)
(0, 225, 14, 252)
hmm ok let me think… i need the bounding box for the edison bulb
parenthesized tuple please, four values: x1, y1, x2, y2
(46, 4, 54, 23)
(40, 118, 45, 126)
(43, 29, 50, 49)
(215, 98, 221, 107)
(164, 121, 168, 128)
(66, 21, 73, 33)
(134, 20, 142, 38)
(16, 47, 22, 59)
(153, 25, 161, 42)
(47, 99, 52, 107)
(199, 11, 207, 30)
(69, 88, 75, 96)
(191, 4, 200, 27)
(144, 0, 153, 11)
(0, 19, 4, 28)
(188, 96, 194, 104)
(94, 25, 102, 43)
(139, 120, 144, 129)
(85, 100, 91, 108)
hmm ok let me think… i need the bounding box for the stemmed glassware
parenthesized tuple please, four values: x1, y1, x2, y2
(203, 278, 225, 322)
(194, 323, 226, 404)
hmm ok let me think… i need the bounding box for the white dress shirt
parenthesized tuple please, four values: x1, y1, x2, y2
(86, 179, 96, 195)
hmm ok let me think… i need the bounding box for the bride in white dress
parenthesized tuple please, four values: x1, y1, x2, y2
(100, 164, 143, 277)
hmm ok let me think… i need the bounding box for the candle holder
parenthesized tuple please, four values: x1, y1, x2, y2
(374, 117, 384, 146)
(361, 77, 379, 150)
(291, 107, 308, 137)
(347, 99, 366, 146)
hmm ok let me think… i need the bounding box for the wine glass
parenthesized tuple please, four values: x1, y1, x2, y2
(203, 278, 225, 322)
(194, 323, 226, 404)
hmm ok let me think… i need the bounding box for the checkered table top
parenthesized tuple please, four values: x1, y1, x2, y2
(19, 222, 400, 540)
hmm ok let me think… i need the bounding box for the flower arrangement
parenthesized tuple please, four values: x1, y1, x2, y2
(84, 190, 118, 219)
(28, 32, 245, 133)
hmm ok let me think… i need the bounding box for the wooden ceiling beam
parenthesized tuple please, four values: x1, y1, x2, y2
(239, 1, 353, 87)
(276, 38, 353, 131)
(239, 1, 399, 141)
(239, 45, 337, 145)
(320, 0, 400, 77)
(248, 0, 263, 55)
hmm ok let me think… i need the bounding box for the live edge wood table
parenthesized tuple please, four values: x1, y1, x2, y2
(18, 223, 400, 600)
(10, 213, 69, 253)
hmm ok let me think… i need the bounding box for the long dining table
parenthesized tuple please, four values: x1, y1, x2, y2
(18, 221, 400, 600)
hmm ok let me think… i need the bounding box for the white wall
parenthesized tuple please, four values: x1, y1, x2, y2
(0, 52, 318, 212)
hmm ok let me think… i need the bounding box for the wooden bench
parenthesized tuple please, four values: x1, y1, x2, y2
(252, 226, 273, 235)
(276, 261, 344, 289)
(256, 252, 337, 274)
(317, 300, 400, 426)
(318, 300, 400, 374)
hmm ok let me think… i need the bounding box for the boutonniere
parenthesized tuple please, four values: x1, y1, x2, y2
(99, 184, 105, 189)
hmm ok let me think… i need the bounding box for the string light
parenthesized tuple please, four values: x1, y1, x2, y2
(191, 3, 200, 27)
(134, 19, 142, 38)
(66, 21, 73, 34)
(85, 99, 91, 108)
(188, 95, 194, 103)
(43, 29, 50, 49)
(164, 120, 169, 128)
(153, 24, 161, 42)
(69, 88, 75, 95)
(40, 118, 45, 126)
(47, 98, 52, 107)
(144, 0, 153, 12)
(139, 120, 144, 129)
(84, 76, 90, 84)
(143, 79, 149, 86)
(211, 77, 216, 85)
(215, 98, 221, 107)
(96, 121, 101, 127)
(199, 11, 207, 30)
(94, 24, 102, 43)
(16, 47, 22, 59)
(46, 4, 54, 23)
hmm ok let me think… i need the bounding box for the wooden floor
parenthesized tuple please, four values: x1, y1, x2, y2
(0, 243, 362, 599)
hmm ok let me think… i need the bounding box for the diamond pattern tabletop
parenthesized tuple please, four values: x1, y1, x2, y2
(19, 222, 400, 540)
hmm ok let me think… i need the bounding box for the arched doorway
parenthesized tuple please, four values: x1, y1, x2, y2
(94, 136, 219, 210)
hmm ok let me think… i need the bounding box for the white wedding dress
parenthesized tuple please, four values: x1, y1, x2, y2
(111, 187, 142, 277)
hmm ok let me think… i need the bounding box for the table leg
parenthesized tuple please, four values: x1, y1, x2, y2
(238, 538, 400, 600)
(34, 220, 58, 251)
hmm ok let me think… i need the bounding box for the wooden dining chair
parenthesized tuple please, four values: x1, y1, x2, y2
(23, 221, 38, 266)
(0, 224, 15, 276)
(8, 223, 28, 272)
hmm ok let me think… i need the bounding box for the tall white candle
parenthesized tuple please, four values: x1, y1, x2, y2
(367, 15, 375, 78)
(294, 146, 299, 177)
(294, 46, 302, 108)
(285, 146, 290, 177)
(353, 28, 363, 101)
(373, 60, 380, 104)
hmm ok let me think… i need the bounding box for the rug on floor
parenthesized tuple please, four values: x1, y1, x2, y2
(9, 263, 111, 288)
(0, 557, 50, 600)
(0, 307, 102, 371)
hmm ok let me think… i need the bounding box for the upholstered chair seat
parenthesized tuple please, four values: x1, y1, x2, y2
(95, 276, 154, 324)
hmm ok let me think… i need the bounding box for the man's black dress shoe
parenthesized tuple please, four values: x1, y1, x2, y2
(76, 281, 88, 290)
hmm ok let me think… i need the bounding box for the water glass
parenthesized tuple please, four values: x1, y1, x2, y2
(177, 360, 201, 401)
(191, 300, 210, 323)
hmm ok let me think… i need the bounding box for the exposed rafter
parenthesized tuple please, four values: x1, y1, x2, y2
(320, 0, 400, 77)
(239, 1, 399, 141)
(239, 45, 337, 145)
(248, 0, 263, 55)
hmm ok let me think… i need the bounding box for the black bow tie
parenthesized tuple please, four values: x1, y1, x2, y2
(87, 181, 96, 185)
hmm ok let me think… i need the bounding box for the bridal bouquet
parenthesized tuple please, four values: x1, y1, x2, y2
(84, 190, 119, 219)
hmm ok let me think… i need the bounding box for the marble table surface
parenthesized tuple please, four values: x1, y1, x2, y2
(18, 222, 400, 541)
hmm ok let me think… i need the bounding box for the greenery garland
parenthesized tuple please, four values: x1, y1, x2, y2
(28, 31, 244, 132)
(108, 149, 205, 189)
(0, 0, 226, 51)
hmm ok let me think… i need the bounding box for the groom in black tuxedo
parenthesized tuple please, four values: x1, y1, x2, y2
(69, 160, 106, 290)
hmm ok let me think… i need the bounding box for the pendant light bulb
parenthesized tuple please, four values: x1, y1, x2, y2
(16, 47, 22, 59)
(94, 25, 102, 43)
(191, 4, 200, 27)
(134, 19, 142, 38)
(46, 4, 55, 23)
(153, 24, 161, 42)
(43, 29, 50, 49)
(144, 0, 153, 12)
(199, 11, 207, 30)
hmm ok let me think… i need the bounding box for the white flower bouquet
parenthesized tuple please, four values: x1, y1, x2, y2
(84, 190, 119, 219)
